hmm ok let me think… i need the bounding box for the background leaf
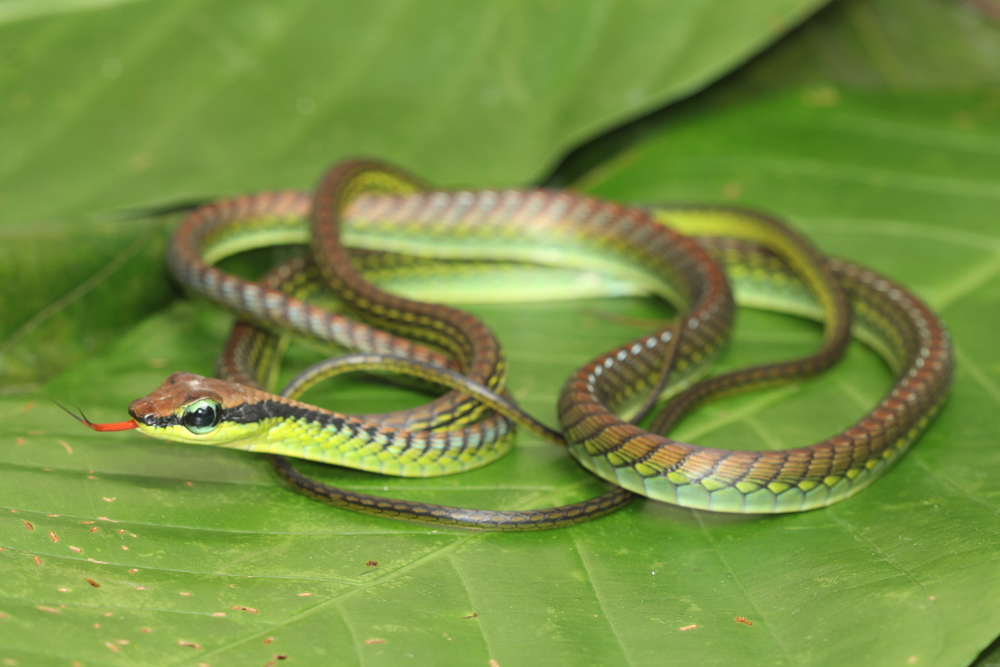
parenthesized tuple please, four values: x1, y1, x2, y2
(3, 1, 1000, 666)
(0, 0, 826, 388)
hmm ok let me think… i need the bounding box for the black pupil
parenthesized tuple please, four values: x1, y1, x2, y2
(184, 404, 218, 429)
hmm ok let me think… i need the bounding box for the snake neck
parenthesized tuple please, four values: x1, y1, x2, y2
(129, 372, 516, 477)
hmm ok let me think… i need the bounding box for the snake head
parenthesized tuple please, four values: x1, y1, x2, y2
(128, 372, 269, 447)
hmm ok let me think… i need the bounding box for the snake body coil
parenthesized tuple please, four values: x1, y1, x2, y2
(120, 160, 952, 528)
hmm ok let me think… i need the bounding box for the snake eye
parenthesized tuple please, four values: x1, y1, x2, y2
(181, 399, 222, 434)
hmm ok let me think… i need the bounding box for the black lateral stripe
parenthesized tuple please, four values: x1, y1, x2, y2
(223, 400, 347, 431)
(141, 414, 180, 428)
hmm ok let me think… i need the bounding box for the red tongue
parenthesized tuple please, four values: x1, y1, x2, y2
(85, 419, 139, 432)
(51, 400, 139, 432)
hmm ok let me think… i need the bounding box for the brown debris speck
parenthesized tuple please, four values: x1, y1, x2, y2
(69, 546, 82, 553)
(86, 578, 100, 588)
(231, 606, 259, 614)
(263, 637, 275, 645)
(90, 527, 98, 533)
(178, 641, 202, 649)
(276, 655, 288, 661)
(734, 617, 753, 626)
(23, 521, 32, 530)
(461, 613, 478, 619)
(365, 560, 378, 567)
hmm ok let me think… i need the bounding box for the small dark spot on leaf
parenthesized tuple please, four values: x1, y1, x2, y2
(231, 606, 259, 614)
(86, 578, 100, 588)
(461, 613, 478, 619)
(365, 560, 379, 567)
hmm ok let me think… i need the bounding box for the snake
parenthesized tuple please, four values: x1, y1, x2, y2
(73, 160, 953, 528)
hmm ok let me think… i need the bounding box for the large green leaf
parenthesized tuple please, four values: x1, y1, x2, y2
(0, 0, 825, 389)
(0, 0, 825, 221)
(5, 1, 1000, 666)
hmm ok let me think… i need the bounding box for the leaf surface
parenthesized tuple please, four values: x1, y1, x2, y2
(4, 1, 1000, 666)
